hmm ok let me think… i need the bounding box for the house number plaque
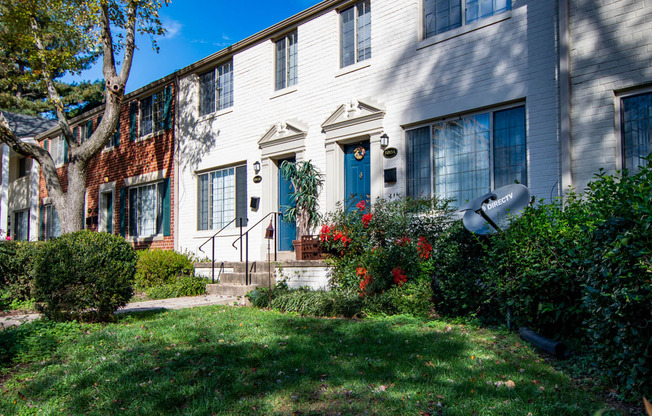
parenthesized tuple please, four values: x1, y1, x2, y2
(383, 147, 398, 158)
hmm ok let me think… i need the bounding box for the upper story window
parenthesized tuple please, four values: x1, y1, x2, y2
(340, 0, 371, 68)
(406, 105, 526, 205)
(140, 91, 166, 137)
(45, 136, 67, 166)
(18, 157, 31, 178)
(621, 91, 652, 172)
(199, 61, 234, 116)
(275, 32, 298, 91)
(424, 0, 511, 38)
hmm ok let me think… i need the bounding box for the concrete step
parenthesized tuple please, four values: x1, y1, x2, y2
(194, 261, 275, 273)
(206, 283, 266, 297)
(219, 272, 276, 286)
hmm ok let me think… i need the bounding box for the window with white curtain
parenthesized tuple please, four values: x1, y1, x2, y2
(406, 105, 526, 205)
(129, 183, 161, 238)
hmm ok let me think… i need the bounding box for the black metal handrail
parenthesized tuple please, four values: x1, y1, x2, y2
(231, 211, 279, 285)
(198, 218, 244, 284)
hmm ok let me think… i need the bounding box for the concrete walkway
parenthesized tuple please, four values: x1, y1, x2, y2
(0, 294, 241, 329)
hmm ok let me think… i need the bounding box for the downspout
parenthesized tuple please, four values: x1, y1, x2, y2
(173, 73, 180, 252)
(558, 0, 572, 196)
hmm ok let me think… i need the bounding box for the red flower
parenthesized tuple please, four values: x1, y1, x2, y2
(359, 268, 373, 293)
(417, 236, 432, 260)
(362, 213, 373, 228)
(356, 200, 366, 211)
(356, 267, 367, 277)
(392, 267, 407, 287)
(319, 224, 331, 242)
(334, 231, 343, 241)
(396, 237, 411, 246)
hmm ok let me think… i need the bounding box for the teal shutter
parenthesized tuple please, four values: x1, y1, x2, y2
(159, 177, 171, 236)
(85, 119, 93, 142)
(39, 205, 45, 241)
(44, 139, 49, 151)
(129, 101, 138, 141)
(63, 138, 68, 163)
(163, 85, 173, 130)
(73, 127, 79, 144)
(235, 165, 247, 227)
(119, 187, 127, 237)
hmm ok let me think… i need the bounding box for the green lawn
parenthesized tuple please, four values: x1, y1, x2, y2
(0, 307, 621, 415)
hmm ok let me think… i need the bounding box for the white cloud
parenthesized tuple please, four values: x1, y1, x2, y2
(162, 19, 183, 40)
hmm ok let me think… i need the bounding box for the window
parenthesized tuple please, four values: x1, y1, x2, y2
(18, 157, 31, 178)
(406, 105, 526, 205)
(105, 120, 120, 149)
(13, 209, 29, 241)
(129, 183, 163, 238)
(47, 136, 66, 166)
(621, 91, 652, 171)
(275, 32, 298, 90)
(197, 165, 247, 230)
(140, 92, 165, 137)
(340, 0, 371, 68)
(424, 0, 511, 38)
(43, 205, 61, 240)
(199, 61, 234, 116)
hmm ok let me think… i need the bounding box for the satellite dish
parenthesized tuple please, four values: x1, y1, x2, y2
(458, 184, 531, 235)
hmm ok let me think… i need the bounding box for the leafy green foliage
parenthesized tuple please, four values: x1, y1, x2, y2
(134, 249, 195, 290)
(32, 231, 136, 322)
(0, 240, 41, 310)
(279, 159, 324, 236)
(363, 279, 434, 318)
(144, 275, 207, 299)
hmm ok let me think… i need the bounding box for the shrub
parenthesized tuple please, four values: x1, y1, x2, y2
(144, 275, 207, 299)
(0, 240, 42, 309)
(363, 278, 434, 318)
(32, 231, 136, 322)
(135, 249, 194, 290)
(247, 287, 362, 318)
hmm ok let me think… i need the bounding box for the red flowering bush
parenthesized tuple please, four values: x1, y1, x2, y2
(321, 196, 456, 315)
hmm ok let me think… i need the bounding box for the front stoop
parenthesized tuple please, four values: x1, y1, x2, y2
(195, 260, 328, 297)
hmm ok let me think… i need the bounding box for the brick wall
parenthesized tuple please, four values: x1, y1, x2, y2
(38, 83, 176, 250)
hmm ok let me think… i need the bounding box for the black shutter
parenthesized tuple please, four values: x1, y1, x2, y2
(163, 85, 173, 131)
(129, 101, 138, 141)
(119, 187, 127, 237)
(235, 165, 247, 227)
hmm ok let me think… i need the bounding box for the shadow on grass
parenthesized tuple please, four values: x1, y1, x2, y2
(0, 308, 613, 416)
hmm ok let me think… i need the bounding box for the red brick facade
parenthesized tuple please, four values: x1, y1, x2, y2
(38, 83, 176, 250)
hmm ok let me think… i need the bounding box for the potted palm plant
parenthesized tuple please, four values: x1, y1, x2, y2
(279, 160, 324, 260)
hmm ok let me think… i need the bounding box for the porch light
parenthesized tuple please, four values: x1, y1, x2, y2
(380, 133, 389, 148)
(253, 161, 261, 174)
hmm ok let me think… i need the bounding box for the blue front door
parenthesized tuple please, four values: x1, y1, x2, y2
(278, 158, 296, 251)
(344, 142, 371, 208)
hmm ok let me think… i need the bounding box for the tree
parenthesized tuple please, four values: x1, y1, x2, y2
(0, 0, 169, 234)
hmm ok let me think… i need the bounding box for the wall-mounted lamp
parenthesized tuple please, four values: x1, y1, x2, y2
(253, 161, 261, 174)
(380, 133, 389, 148)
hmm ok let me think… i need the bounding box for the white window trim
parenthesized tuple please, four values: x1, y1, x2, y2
(273, 31, 298, 92)
(339, 0, 372, 69)
(138, 91, 167, 139)
(124, 169, 167, 187)
(195, 164, 241, 232)
(127, 181, 163, 241)
(98, 181, 116, 234)
(418, 9, 511, 50)
(197, 61, 234, 118)
(614, 86, 652, 172)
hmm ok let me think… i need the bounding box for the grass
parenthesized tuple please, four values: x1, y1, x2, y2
(0, 306, 623, 416)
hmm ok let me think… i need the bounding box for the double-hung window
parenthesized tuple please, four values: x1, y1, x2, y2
(621, 91, 652, 171)
(13, 209, 29, 241)
(43, 205, 61, 241)
(46, 136, 66, 166)
(197, 165, 247, 230)
(140, 92, 165, 137)
(199, 61, 234, 116)
(129, 183, 163, 238)
(406, 105, 526, 205)
(275, 32, 298, 91)
(424, 0, 511, 38)
(340, 0, 371, 68)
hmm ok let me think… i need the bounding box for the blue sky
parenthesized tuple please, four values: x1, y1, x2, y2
(63, 0, 321, 93)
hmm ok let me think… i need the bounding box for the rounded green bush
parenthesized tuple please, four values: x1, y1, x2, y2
(32, 231, 136, 322)
(135, 249, 194, 290)
(0, 240, 42, 309)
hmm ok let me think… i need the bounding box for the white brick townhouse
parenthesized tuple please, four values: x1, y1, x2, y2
(172, 0, 652, 262)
